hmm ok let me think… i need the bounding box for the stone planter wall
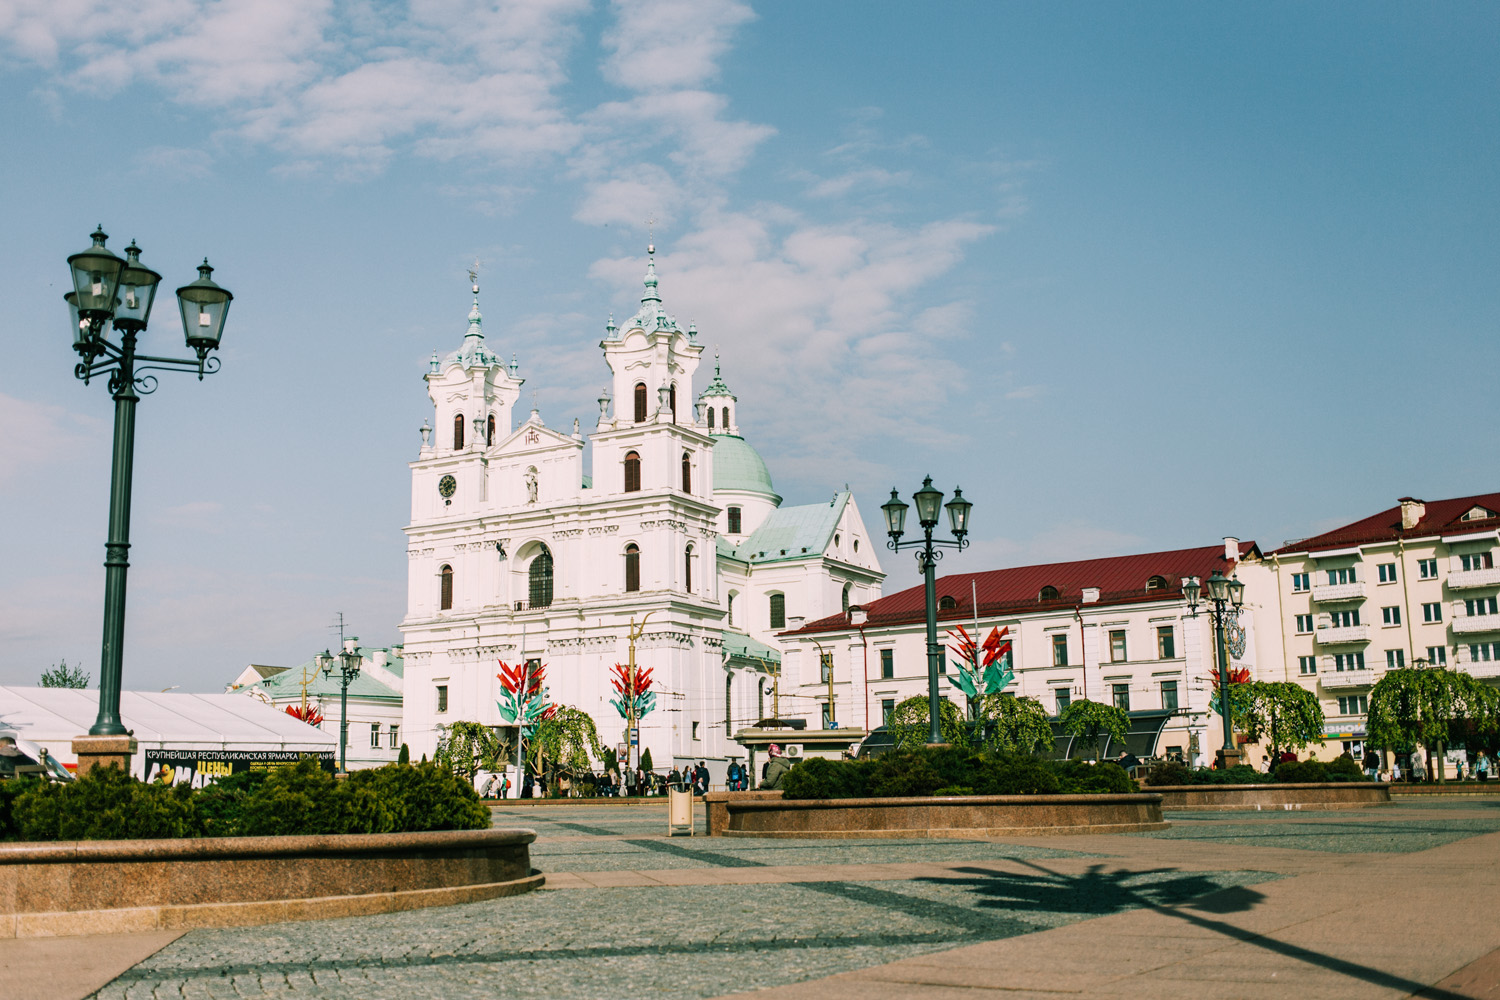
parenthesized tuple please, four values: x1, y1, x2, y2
(704, 791, 1167, 839)
(0, 828, 540, 938)
(1148, 782, 1391, 811)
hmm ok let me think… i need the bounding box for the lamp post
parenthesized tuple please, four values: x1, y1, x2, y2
(318, 640, 363, 773)
(881, 477, 973, 744)
(64, 227, 231, 769)
(1182, 571, 1246, 768)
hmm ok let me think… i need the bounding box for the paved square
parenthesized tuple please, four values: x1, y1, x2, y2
(41, 798, 1500, 999)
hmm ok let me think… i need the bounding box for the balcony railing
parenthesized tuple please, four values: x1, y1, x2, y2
(1461, 660, 1500, 679)
(1318, 624, 1371, 644)
(1312, 582, 1366, 603)
(1448, 567, 1500, 590)
(512, 598, 553, 612)
(1453, 614, 1500, 635)
(1321, 669, 1380, 689)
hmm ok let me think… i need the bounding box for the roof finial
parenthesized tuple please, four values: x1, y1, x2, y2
(714, 346, 721, 376)
(465, 258, 483, 336)
(645, 215, 656, 255)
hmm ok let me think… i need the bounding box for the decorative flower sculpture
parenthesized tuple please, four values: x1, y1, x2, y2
(609, 662, 656, 720)
(496, 658, 553, 734)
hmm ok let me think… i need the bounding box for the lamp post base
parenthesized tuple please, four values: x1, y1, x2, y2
(71, 734, 138, 777)
(1215, 747, 1245, 771)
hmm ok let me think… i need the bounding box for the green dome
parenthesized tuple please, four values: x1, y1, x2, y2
(712, 435, 778, 497)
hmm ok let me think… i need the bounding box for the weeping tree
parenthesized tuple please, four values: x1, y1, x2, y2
(1367, 667, 1500, 781)
(889, 695, 969, 751)
(1059, 699, 1129, 761)
(527, 705, 605, 776)
(434, 721, 512, 784)
(977, 694, 1054, 756)
(1235, 681, 1326, 759)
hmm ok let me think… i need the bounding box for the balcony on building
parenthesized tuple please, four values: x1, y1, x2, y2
(1311, 582, 1366, 603)
(1448, 567, 1500, 590)
(1462, 660, 1500, 679)
(1317, 624, 1371, 644)
(1321, 669, 1380, 689)
(1454, 614, 1500, 635)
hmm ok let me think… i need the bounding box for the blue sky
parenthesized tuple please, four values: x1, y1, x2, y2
(1, 1, 1496, 691)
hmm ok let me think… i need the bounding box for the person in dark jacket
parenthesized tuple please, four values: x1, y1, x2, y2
(693, 761, 710, 795)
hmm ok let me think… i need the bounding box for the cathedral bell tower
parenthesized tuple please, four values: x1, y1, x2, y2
(600, 245, 703, 425)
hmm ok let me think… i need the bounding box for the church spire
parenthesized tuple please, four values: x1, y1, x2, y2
(641, 243, 661, 304)
(465, 261, 484, 339)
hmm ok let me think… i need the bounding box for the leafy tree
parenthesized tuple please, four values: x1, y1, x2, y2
(1058, 699, 1129, 760)
(1368, 667, 1499, 780)
(977, 694, 1054, 756)
(434, 721, 510, 783)
(1236, 681, 1326, 758)
(528, 705, 605, 774)
(39, 660, 90, 689)
(889, 695, 969, 751)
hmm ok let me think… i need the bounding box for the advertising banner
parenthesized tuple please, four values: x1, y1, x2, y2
(144, 748, 336, 786)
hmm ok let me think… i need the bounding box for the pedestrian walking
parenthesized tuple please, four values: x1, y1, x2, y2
(1479, 754, 1491, 783)
(693, 761, 709, 795)
(1362, 746, 1382, 780)
(1410, 748, 1428, 783)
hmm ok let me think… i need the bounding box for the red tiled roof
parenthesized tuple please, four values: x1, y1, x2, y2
(1271, 492, 1500, 556)
(787, 540, 1259, 636)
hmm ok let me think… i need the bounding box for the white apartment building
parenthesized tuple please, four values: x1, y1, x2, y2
(780, 539, 1264, 763)
(1251, 492, 1500, 759)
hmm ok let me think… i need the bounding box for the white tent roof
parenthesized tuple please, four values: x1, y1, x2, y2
(0, 688, 336, 757)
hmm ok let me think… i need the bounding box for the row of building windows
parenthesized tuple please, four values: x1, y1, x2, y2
(1289, 554, 1490, 592)
(1292, 599, 1493, 632)
(368, 723, 400, 748)
(621, 450, 698, 494)
(449, 413, 497, 450)
(1045, 626, 1176, 667)
(436, 543, 706, 609)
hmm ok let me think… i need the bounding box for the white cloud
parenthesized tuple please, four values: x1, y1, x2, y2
(600, 0, 754, 92)
(801, 167, 912, 200)
(0, 394, 107, 489)
(133, 145, 213, 178)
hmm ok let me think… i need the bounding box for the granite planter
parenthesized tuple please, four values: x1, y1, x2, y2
(0, 828, 540, 938)
(704, 791, 1167, 838)
(1148, 782, 1391, 811)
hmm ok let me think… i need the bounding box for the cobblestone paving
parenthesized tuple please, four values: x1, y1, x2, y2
(1133, 801, 1500, 853)
(93, 800, 1500, 999)
(94, 869, 1279, 1000)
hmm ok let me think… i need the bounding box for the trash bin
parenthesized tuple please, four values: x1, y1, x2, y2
(667, 783, 695, 836)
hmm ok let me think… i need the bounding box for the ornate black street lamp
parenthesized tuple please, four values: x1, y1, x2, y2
(67, 226, 232, 741)
(317, 641, 363, 773)
(1182, 571, 1245, 767)
(881, 477, 972, 744)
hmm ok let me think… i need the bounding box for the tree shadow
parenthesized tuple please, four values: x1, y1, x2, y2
(924, 860, 1473, 1000)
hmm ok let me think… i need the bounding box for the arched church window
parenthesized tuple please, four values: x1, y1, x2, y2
(938, 595, 958, 610)
(529, 547, 553, 608)
(439, 565, 453, 610)
(842, 583, 851, 613)
(487, 414, 495, 446)
(769, 593, 786, 630)
(727, 506, 742, 534)
(721, 406, 729, 429)
(634, 383, 648, 422)
(1039, 585, 1059, 601)
(625, 544, 641, 592)
(624, 451, 642, 493)
(669, 383, 677, 423)
(707, 408, 715, 430)
(727, 592, 736, 626)
(681, 452, 692, 493)
(453, 414, 465, 450)
(685, 544, 693, 593)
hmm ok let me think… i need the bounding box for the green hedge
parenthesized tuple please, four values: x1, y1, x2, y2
(1140, 753, 1371, 787)
(1, 759, 490, 842)
(778, 746, 1137, 799)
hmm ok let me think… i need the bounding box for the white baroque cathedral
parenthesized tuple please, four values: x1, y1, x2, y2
(398, 248, 885, 778)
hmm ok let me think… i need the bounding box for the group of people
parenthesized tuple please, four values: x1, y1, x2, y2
(1364, 746, 1495, 783)
(473, 746, 804, 799)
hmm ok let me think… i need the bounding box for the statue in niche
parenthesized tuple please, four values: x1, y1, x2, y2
(525, 467, 539, 504)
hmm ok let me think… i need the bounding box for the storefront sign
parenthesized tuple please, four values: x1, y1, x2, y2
(144, 748, 336, 786)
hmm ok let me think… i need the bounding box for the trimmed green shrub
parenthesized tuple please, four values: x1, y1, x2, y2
(14, 765, 203, 841)
(1051, 759, 1136, 794)
(1142, 759, 1191, 786)
(1184, 764, 1271, 785)
(397, 743, 410, 765)
(1324, 753, 1367, 782)
(1274, 759, 1329, 783)
(2, 759, 490, 842)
